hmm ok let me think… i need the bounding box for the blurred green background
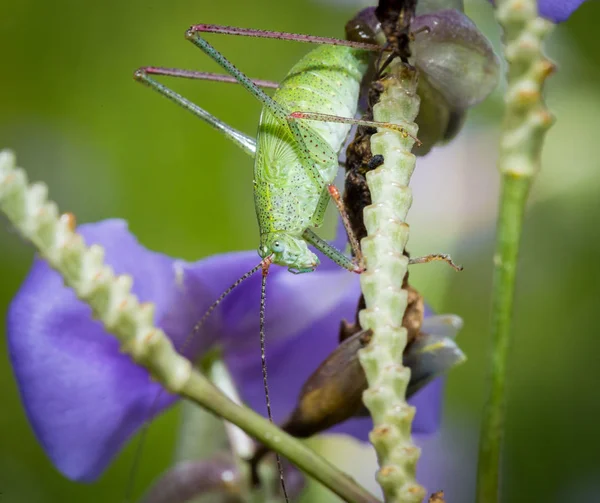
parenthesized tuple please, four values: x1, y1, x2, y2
(1, 0, 599, 501)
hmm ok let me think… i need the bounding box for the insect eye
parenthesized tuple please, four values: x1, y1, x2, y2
(272, 241, 284, 253)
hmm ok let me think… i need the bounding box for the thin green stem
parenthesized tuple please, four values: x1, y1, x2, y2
(184, 373, 378, 503)
(0, 150, 380, 503)
(477, 175, 530, 501)
(476, 1, 554, 502)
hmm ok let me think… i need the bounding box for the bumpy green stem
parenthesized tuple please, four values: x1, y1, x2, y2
(359, 63, 424, 502)
(0, 150, 380, 503)
(476, 2, 554, 502)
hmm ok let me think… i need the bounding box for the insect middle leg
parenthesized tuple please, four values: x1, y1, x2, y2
(288, 111, 421, 145)
(408, 253, 463, 271)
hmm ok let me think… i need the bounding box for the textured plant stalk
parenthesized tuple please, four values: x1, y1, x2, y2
(358, 61, 425, 502)
(0, 150, 380, 503)
(476, 2, 554, 502)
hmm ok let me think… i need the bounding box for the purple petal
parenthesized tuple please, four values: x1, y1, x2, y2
(7, 220, 258, 481)
(489, 0, 586, 22)
(225, 269, 444, 440)
(220, 265, 361, 352)
(538, 0, 586, 22)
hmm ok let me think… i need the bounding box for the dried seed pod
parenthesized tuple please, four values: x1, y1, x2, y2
(412, 8, 499, 152)
(412, 9, 500, 110)
(345, 5, 499, 154)
(248, 314, 465, 480)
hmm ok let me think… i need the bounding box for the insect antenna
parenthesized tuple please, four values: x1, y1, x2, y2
(259, 257, 289, 502)
(123, 260, 264, 503)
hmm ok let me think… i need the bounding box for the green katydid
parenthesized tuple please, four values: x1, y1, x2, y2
(135, 25, 422, 275)
(131, 22, 422, 500)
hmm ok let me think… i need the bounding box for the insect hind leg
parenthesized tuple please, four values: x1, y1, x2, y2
(190, 24, 381, 51)
(185, 28, 289, 122)
(327, 185, 365, 270)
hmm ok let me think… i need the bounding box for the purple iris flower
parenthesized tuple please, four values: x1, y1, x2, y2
(7, 219, 443, 482)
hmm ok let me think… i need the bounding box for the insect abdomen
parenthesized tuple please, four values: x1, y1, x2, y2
(254, 45, 369, 237)
(276, 45, 368, 153)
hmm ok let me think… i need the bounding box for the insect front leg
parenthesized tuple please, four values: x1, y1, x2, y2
(302, 228, 363, 274)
